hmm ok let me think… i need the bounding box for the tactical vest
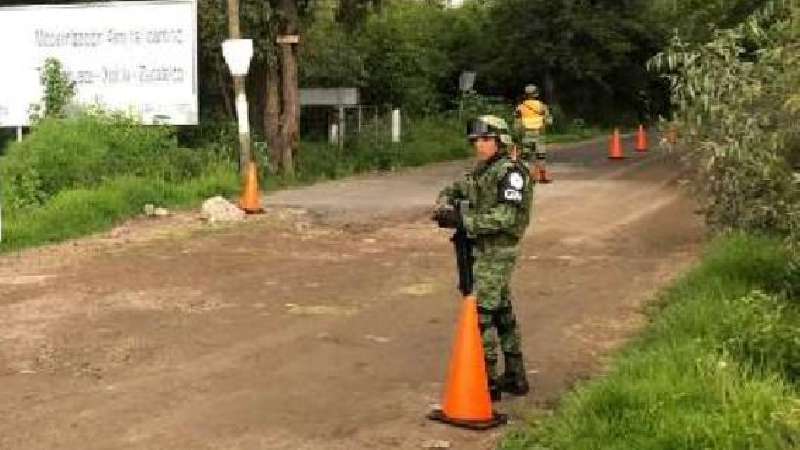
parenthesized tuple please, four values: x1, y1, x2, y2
(518, 100, 546, 131)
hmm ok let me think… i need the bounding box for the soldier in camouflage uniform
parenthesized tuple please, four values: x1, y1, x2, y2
(514, 84, 553, 182)
(432, 115, 534, 401)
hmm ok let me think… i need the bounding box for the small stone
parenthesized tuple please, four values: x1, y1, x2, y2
(365, 334, 391, 344)
(421, 440, 451, 449)
(154, 207, 170, 217)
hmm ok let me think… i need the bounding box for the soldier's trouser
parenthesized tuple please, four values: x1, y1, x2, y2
(520, 130, 546, 165)
(473, 245, 525, 384)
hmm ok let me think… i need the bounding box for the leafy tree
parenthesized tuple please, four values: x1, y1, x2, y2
(647, 0, 771, 43)
(483, 0, 664, 123)
(37, 58, 75, 120)
(650, 1, 799, 240)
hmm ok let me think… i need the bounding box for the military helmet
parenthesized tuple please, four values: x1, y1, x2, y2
(467, 115, 513, 146)
(524, 84, 539, 97)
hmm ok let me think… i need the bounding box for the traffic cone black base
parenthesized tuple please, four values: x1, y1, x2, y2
(427, 409, 508, 431)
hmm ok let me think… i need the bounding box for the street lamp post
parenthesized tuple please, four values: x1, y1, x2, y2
(222, 38, 254, 175)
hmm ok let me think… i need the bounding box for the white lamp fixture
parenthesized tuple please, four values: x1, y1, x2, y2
(222, 39, 254, 77)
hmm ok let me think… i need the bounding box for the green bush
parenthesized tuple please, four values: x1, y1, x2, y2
(0, 166, 238, 252)
(650, 2, 800, 240)
(285, 116, 467, 184)
(0, 113, 224, 210)
(722, 290, 800, 382)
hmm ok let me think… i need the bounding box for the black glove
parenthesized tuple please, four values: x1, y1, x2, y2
(432, 206, 461, 229)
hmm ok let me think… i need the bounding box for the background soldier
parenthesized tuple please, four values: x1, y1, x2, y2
(433, 115, 534, 401)
(514, 84, 553, 183)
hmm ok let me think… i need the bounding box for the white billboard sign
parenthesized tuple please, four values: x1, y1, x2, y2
(0, 0, 198, 126)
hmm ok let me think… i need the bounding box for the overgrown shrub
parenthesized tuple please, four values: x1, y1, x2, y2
(650, 2, 800, 242)
(0, 112, 227, 210)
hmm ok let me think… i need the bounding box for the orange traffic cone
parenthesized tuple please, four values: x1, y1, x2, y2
(428, 296, 507, 430)
(608, 128, 625, 160)
(635, 125, 648, 152)
(239, 161, 264, 214)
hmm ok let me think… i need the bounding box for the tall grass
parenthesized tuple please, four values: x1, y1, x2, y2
(0, 166, 238, 252)
(501, 234, 800, 450)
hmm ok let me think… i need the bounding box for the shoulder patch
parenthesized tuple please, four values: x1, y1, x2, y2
(508, 172, 524, 190)
(498, 168, 527, 204)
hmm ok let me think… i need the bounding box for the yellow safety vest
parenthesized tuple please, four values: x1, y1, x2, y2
(517, 100, 546, 131)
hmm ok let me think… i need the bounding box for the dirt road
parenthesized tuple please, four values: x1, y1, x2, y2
(0, 138, 704, 450)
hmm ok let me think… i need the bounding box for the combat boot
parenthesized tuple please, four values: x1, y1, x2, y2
(499, 353, 530, 396)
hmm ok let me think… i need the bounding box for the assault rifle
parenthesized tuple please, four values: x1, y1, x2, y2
(451, 200, 474, 296)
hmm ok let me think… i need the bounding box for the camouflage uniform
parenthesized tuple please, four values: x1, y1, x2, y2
(519, 129, 545, 165)
(437, 153, 534, 391)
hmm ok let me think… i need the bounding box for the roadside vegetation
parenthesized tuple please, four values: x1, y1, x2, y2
(502, 234, 800, 450)
(502, 1, 800, 448)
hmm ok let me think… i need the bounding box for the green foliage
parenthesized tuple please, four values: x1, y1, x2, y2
(357, 2, 452, 113)
(29, 57, 75, 121)
(483, 0, 666, 124)
(300, 16, 365, 87)
(650, 2, 800, 241)
(647, 0, 771, 43)
(501, 234, 800, 450)
(0, 167, 239, 252)
(284, 116, 468, 183)
(0, 113, 226, 211)
(722, 290, 800, 382)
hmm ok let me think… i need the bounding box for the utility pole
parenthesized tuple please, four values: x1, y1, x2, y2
(226, 0, 251, 175)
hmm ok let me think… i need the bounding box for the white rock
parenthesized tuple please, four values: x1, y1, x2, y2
(154, 207, 170, 217)
(421, 440, 451, 449)
(201, 196, 245, 224)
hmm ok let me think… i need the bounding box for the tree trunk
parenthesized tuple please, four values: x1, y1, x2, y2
(277, 0, 300, 178)
(279, 42, 299, 178)
(215, 61, 234, 119)
(544, 70, 557, 107)
(264, 61, 281, 169)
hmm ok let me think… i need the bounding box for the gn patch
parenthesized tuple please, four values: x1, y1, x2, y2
(504, 188, 523, 202)
(499, 170, 526, 204)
